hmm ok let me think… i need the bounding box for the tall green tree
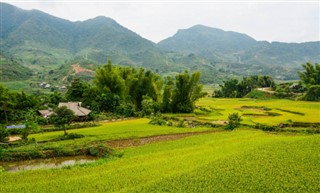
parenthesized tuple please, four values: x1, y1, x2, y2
(95, 60, 126, 99)
(66, 78, 88, 102)
(161, 77, 174, 112)
(299, 62, 320, 87)
(299, 63, 320, 101)
(171, 71, 206, 113)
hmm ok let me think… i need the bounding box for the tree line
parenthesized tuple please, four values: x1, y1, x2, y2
(0, 61, 205, 125)
(213, 62, 320, 101)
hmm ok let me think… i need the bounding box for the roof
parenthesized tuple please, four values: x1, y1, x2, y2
(58, 102, 91, 116)
(38, 110, 54, 117)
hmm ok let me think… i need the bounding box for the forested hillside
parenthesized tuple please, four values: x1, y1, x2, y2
(1, 2, 319, 84)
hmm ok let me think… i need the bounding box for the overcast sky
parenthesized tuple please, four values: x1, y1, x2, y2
(3, 1, 320, 43)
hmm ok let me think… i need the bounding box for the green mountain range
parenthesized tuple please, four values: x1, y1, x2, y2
(158, 24, 320, 67)
(1, 3, 319, 85)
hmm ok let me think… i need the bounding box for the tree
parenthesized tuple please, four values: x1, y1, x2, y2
(299, 63, 320, 101)
(161, 77, 174, 112)
(22, 109, 40, 140)
(171, 71, 206, 113)
(299, 62, 320, 87)
(66, 78, 88, 102)
(50, 106, 75, 135)
(0, 85, 11, 123)
(95, 60, 126, 99)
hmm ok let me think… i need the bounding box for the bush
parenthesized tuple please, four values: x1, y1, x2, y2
(302, 85, 320, 101)
(149, 113, 166, 126)
(225, 113, 242, 130)
(254, 123, 277, 131)
(53, 133, 85, 141)
(0, 127, 9, 142)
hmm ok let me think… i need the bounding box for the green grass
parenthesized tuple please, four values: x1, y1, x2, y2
(1, 129, 319, 192)
(196, 98, 320, 125)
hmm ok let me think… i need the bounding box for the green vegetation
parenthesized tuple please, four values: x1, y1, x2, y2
(0, 54, 32, 81)
(1, 4, 319, 192)
(2, 3, 319, 88)
(1, 129, 319, 192)
(299, 62, 320, 101)
(50, 106, 76, 135)
(196, 98, 320, 126)
(213, 75, 276, 98)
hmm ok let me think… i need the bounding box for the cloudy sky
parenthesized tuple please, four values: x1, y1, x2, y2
(3, 1, 320, 43)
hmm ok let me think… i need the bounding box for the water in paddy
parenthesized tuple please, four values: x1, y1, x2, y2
(0, 156, 96, 172)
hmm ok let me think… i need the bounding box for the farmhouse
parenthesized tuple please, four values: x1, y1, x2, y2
(38, 102, 91, 119)
(58, 102, 91, 118)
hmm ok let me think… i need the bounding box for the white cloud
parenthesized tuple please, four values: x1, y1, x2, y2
(3, 1, 319, 43)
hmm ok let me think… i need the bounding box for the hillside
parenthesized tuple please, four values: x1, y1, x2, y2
(0, 54, 32, 81)
(158, 25, 320, 66)
(0, 3, 168, 72)
(1, 3, 319, 85)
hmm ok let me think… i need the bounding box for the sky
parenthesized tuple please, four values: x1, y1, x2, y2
(3, 1, 320, 43)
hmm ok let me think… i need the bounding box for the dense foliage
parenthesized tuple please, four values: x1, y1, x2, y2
(299, 63, 320, 101)
(213, 75, 276, 98)
(0, 61, 205, 126)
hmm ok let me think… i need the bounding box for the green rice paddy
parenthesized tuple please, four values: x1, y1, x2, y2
(1, 98, 319, 192)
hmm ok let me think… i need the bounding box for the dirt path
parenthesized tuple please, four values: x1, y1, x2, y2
(105, 130, 225, 149)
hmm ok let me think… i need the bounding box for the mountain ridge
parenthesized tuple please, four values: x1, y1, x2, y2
(1, 2, 319, 84)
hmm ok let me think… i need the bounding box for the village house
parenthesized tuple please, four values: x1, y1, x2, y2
(38, 102, 91, 120)
(58, 102, 91, 118)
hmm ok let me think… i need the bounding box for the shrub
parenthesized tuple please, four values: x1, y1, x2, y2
(149, 113, 166, 126)
(0, 127, 9, 142)
(225, 113, 242, 130)
(302, 85, 320, 101)
(254, 123, 277, 131)
(53, 133, 85, 141)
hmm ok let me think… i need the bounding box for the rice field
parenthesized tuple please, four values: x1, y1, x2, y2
(1, 98, 319, 192)
(1, 129, 319, 192)
(195, 98, 320, 125)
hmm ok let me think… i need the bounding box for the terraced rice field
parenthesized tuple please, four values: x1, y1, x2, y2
(1, 129, 319, 192)
(195, 98, 320, 125)
(1, 98, 319, 192)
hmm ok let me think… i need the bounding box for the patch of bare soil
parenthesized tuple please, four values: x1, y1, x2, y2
(211, 120, 228, 125)
(105, 130, 225, 149)
(8, 136, 22, 142)
(71, 64, 94, 74)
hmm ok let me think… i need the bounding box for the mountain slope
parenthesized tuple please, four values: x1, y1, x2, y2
(1, 3, 319, 85)
(0, 3, 167, 71)
(0, 54, 32, 81)
(158, 25, 320, 66)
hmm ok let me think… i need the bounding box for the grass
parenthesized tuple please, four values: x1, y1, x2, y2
(1, 129, 319, 192)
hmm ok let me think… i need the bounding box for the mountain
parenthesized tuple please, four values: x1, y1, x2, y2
(1, 3, 319, 86)
(0, 3, 168, 72)
(158, 25, 320, 66)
